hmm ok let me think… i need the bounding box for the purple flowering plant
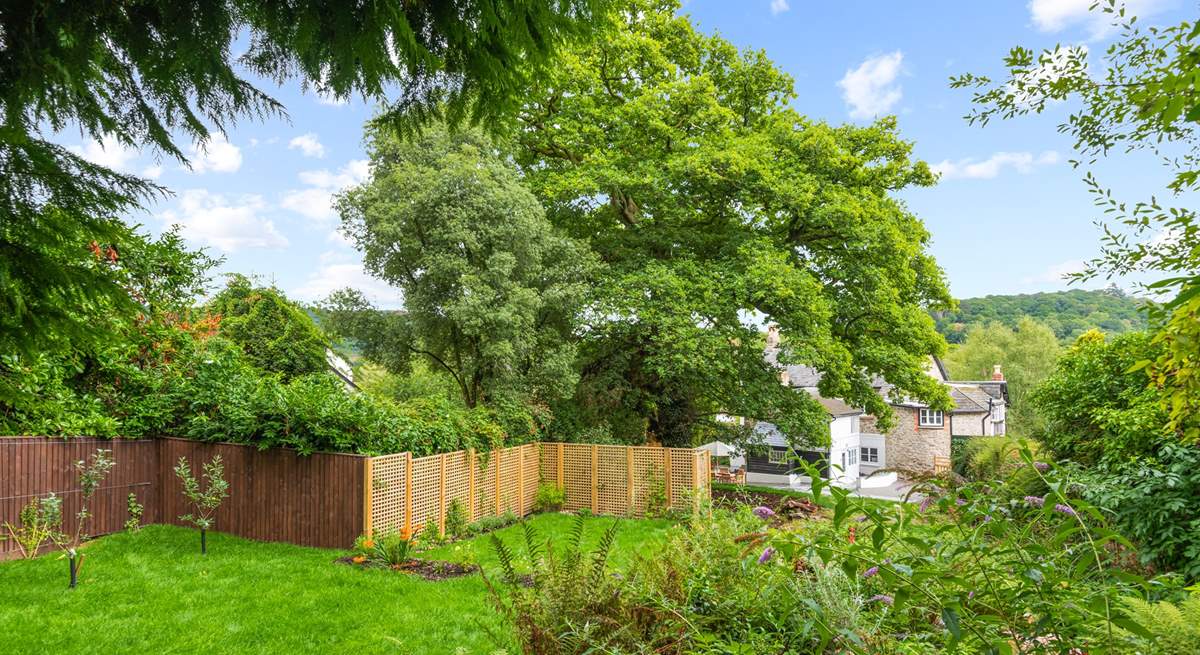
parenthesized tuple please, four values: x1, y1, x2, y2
(761, 450, 1156, 652)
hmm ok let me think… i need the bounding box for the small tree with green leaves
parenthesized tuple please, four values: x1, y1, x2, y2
(49, 449, 114, 587)
(174, 455, 230, 555)
(3, 494, 63, 559)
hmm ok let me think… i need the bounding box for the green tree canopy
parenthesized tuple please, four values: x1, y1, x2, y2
(934, 288, 1149, 344)
(943, 317, 1060, 436)
(326, 127, 596, 410)
(509, 0, 953, 445)
(1, 0, 602, 406)
(204, 276, 328, 380)
(953, 1, 1200, 440)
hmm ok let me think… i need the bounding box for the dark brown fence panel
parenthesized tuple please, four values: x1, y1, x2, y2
(0, 437, 159, 560)
(157, 438, 365, 550)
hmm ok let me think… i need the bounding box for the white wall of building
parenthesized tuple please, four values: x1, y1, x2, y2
(828, 415, 860, 487)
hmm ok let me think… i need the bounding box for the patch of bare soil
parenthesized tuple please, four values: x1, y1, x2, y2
(335, 556, 480, 581)
(712, 486, 824, 520)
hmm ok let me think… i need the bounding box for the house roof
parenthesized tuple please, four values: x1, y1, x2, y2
(807, 390, 864, 417)
(948, 385, 993, 413)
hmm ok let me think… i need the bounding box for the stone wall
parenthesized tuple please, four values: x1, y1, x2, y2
(860, 406, 951, 473)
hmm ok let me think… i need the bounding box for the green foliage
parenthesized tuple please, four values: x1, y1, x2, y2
(445, 499, 470, 540)
(1118, 591, 1200, 654)
(125, 493, 144, 533)
(204, 276, 327, 379)
(174, 455, 229, 534)
(954, 1, 1200, 443)
(512, 0, 953, 446)
(469, 511, 520, 537)
(934, 289, 1148, 344)
(534, 484, 565, 513)
(1031, 330, 1167, 465)
(643, 476, 669, 519)
(330, 126, 596, 411)
(355, 526, 424, 567)
(943, 316, 1060, 435)
(2, 494, 63, 559)
(1, 0, 601, 392)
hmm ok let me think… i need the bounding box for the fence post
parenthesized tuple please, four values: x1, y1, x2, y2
(626, 446, 634, 516)
(557, 443, 564, 488)
(404, 452, 413, 535)
(494, 449, 502, 515)
(663, 448, 673, 507)
(363, 457, 374, 537)
(468, 448, 476, 522)
(438, 453, 447, 538)
(591, 444, 598, 513)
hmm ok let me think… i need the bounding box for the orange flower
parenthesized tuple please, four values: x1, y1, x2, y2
(399, 527, 410, 541)
(363, 539, 375, 549)
(351, 555, 366, 564)
(847, 526, 857, 544)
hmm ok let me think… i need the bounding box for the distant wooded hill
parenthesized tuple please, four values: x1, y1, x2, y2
(933, 288, 1150, 344)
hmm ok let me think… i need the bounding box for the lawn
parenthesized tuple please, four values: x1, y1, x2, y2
(0, 514, 673, 655)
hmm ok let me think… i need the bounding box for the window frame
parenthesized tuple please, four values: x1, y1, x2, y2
(918, 408, 944, 427)
(861, 447, 879, 464)
(767, 449, 788, 465)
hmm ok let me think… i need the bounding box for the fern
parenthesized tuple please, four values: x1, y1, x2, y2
(490, 533, 519, 585)
(1119, 593, 1200, 654)
(589, 520, 620, 591)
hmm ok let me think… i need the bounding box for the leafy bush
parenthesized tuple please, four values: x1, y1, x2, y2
(124, 493, 143, 533)
(3, 494, 62, 559)
(1118, 591, 1200, 654)
(444, 499, 469, 540)
(468, 511, 519, 537)
(533, 484, 564, 513)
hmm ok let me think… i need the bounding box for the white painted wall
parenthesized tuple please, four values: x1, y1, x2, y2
(860, 433, 886, 470)
(828, 416, 860, 487)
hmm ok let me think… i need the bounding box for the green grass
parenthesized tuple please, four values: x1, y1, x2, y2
(0, 514, 673, 655)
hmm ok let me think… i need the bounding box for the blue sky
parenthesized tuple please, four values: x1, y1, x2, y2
(59, 0, 1189, 308)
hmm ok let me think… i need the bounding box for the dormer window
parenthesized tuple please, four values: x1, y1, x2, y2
(918, 408, 944, 427)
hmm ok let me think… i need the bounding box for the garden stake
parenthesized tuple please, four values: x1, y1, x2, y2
(68, 554, 78, 588)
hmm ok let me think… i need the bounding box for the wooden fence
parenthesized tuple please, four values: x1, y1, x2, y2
(3, 437, 710, 558)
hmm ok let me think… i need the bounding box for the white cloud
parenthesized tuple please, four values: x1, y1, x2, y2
(291, 251, 401, 308)
(1022, 259, 1087, 285)
(316, 90, 349, 106)
(141, 164, 163, 179)
(159, 189, 288, 252)
(288, 133, 326, 159)
(281, 159, 370, 222)
(838, 52, 904, 120)
(770, 0, 790, 15)
(932, 150, 1060, 180)
(1029, 0, 1166, 39)
(69, 135, 139, 171)
(186, 134, 242, 174)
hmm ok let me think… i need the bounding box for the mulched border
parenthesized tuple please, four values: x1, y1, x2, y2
(335, 556, 479, 581)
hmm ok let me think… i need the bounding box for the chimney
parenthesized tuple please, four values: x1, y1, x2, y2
(765, 324, 780, 349)
(992, 364, 1004, 381)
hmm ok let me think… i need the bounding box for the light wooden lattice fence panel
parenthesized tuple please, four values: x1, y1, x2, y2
(369, 453, 408, 535)
(365, 442, 709, 533)
(560, 444, 593, 512)
(522, 444, 539, 513)
(595, 445, 628, 515)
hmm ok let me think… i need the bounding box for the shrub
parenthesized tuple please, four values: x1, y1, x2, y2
(533, 484, 564, 513)
(124, 493, 144, 533)
(1117, 591, 1200, 653)
(174, 455, 230, 555)
(468, 511, 519, 537)
(3, 494, 62, 559)
(444, 499, 469, 540)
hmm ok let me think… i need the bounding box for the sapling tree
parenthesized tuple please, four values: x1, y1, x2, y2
(50, 449, 115, 588)
(174, 455, 230, 554)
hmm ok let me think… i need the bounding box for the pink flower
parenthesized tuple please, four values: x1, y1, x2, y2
(1024, 495, 1045, 508)
(752, 506, 775, 519)
(868, 594, 894, 605)
(1054, 503, 1078, 517)
(757, 547, 776, 564)
(863, 566, 879, 579)
(1033, 461, 1051, 472)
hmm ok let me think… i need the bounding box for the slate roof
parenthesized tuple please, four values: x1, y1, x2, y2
(949, 385, 993, 413)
